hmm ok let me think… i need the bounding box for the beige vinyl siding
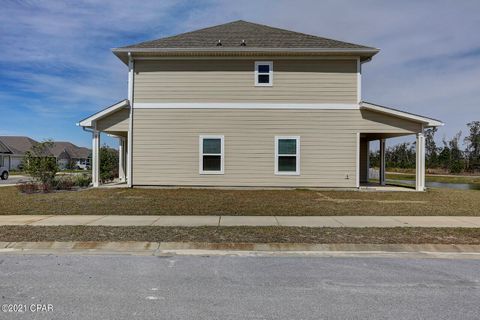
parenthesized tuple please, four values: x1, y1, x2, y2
(96, 108, 129, 132)
(131, 108, 421, 187)
(133, 59, 357, 103)
(359, 138, 369, 183)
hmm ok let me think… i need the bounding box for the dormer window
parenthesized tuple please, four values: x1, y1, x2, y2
(254, 61, 273, 86)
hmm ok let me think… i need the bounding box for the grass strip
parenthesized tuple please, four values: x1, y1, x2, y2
(1, 226, 480, 244)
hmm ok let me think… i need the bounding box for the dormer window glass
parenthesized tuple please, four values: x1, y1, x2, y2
(255, 61, 273, 86)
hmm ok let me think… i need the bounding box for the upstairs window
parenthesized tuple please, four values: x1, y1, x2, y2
(199, 135, 224, 174)
(275, 136, 300, 175)
(255, 61, 273, 86)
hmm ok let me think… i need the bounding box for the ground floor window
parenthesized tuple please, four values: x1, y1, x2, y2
(199, 135, 224, 174)
(275, 136, 300, 175)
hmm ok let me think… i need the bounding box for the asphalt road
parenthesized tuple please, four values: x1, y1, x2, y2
(0, 175, 27, 186)
(0, 255, 479, 319)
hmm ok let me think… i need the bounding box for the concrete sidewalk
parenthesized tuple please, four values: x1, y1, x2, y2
(1, 215, 480, 228)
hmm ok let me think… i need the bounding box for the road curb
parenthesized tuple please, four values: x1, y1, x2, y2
(1, 241, 480, 258)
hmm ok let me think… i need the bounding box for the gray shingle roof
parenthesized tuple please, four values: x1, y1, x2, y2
(49, 142, 91, 159)
(118, 20, 375, 50)
(0, 136, 39, 155)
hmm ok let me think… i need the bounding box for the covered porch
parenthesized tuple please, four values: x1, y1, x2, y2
(77, 100, 130, 187)
(358, 102, 444, 191)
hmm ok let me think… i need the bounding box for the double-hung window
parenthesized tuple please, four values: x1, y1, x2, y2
(255, 61, 273, 86)
(275, 136, 300, 175)
(199, 135, 224, 174)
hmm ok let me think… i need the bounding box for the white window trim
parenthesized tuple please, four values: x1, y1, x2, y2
(199, 135, 224, 175)
(254, 61, 273, 86)
(275, 136, 300, 175)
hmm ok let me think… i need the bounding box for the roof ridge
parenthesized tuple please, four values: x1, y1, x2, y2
(230, 20, 375, 49)
(116, 20, 376, 50)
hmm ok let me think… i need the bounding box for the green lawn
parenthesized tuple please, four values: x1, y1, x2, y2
(1, 186, 479, 216)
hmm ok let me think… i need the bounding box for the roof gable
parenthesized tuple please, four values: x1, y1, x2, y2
(0, 136, 39, 155)
(113, 20, 379, 63)
(120, 20, 375, 50)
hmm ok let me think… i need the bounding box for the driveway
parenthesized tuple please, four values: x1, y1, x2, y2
(0, 175, 28, 187)
(0, 255, 479, 319)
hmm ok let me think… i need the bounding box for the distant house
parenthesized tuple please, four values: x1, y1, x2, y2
(0, 136, 91, 170)
(0, 136, 40, 170)
(77, 20, 443, 190)
(49, 142, 91, 170)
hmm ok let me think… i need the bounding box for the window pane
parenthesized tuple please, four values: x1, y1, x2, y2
(203, 139, 221, 154)
(278, 139, 296, 154)
(258, 64, 270, 73)
(258, 74, 270, 83)
(203, 155, 221, 171)
(278, 156, 297, 172)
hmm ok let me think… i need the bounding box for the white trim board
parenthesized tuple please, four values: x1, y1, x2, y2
(134, 103, 359, 110)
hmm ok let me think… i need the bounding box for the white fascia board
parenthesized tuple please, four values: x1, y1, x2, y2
(113, 47, 380, 54)
(134, 103, 359, 110)
(360, 102, 444, 127)
(78, 100, 130, 127)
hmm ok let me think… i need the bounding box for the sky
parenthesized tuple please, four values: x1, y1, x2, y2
(1, 0, 479, 148)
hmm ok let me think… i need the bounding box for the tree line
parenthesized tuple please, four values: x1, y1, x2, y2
(370, 121, 480, 173)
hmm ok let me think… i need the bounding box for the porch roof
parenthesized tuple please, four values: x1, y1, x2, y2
(77, 99, 129, 128)
(360, 101, 444, 127)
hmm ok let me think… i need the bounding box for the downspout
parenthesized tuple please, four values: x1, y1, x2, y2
(127, 52, 134, 188)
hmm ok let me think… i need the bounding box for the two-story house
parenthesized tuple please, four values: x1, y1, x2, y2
(78, 20, 443, 190)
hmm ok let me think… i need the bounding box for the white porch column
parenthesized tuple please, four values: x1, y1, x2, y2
(127, 52, 134, 188)
(379, 139, 386, 186)
(416, 132, 426, 191)
(92, 128, 100, 187)
(118, 137, 126, 182)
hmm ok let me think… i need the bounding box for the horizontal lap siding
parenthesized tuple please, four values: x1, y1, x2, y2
(131, 108, 420, 187)
(96, 109, 129, 132)
(133, 59, 357, 103)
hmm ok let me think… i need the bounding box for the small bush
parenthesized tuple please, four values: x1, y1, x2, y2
(16, 181, 38, 194)
(54, 177, 75, 191)
(74, 173, 92, 187)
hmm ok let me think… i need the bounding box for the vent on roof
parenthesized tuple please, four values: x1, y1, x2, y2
(240, 40, 246, 46)
(216, 40, 222, 46)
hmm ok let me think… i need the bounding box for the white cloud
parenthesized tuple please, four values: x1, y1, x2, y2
(0, 0, 478, 147)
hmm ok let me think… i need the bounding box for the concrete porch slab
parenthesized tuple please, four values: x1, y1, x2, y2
(220, 216, 278, 226)
(152, 216, 220, 227)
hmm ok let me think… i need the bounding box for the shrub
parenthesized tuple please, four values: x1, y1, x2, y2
(16, 181, 38, 194)
(23, 140, 58, 191)
(54, 176, 75, 191)
(74, 173, 92, 187)
(100, 145, 118, 183)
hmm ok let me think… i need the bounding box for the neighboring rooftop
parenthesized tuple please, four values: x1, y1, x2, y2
(49, 142, 91, 159)
(113, 20, 379, 63)
(0, 136, 91, 158)
(0, 136, 40, 155)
